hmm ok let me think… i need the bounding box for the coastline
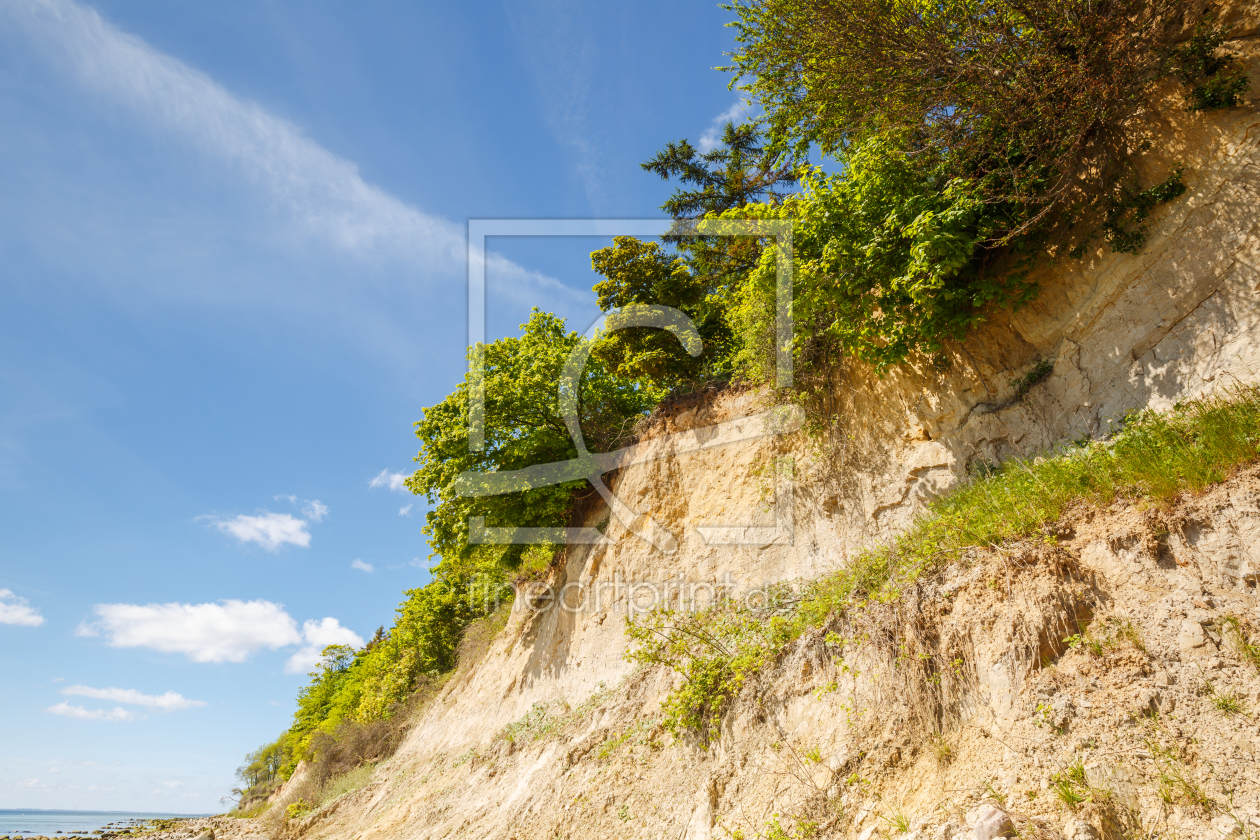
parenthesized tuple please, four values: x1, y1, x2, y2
(0, 811, 217, 840)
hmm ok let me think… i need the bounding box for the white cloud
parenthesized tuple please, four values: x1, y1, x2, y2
(0, 588, 45, 626)
(5, 0, 459, 264)
(698, 100, 755, 152)
(301, 499, 329, 522)
(46, 702, 136, 722)
(61, 685, 205, 712)
(284, 618, 363, 674)
(78, 599, 302, 663)
(212, 511, 310, 551)
(3, 0, 576, 296)
(399, 503, 413, 517)
(350, 559, 374, 574)
(369, 469, 408, 493)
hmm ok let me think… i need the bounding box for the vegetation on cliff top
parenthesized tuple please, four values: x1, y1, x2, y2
(235, 0, 1252, 810)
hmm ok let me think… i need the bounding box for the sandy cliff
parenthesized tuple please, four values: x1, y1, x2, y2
(194, 35, 1260, 840)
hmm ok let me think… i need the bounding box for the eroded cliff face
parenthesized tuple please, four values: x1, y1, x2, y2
(220, 40, 1260, 840)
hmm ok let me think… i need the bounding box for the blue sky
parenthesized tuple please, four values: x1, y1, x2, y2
(0, 0, 747, 811)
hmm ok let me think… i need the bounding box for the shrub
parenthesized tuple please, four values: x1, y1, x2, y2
(1171, 18, 1252, 112)
(729, 142, 1037, 374)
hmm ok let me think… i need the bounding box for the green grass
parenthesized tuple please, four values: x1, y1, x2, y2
(498, 680, 620, 746)
(625, 388, 1260, 740)
(880, 808, 911, 834)
(799, 386, 1260, 627)
(931, 732, 954, 765)
(1223, 616, 1260, 672)
(913, 387, 1260, 552)
(1203, 680, 1248, 717)
(499, 701, 562, 744)
(1146, 733, 1213, 811)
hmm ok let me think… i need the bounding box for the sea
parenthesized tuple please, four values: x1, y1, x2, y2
(0, 810, 211, 837)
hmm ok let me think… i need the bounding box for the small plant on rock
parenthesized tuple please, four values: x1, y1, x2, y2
(1050, 759, 1092, 809)
(1222, 615, 1260, 672)
(1204, 680, 1247, 717)
(982, 778, 1009, 807)
(880, 808, 911, 835)
(931, 732, 954, 766)
(1009, 359, 1054, 401)
(1145, 733, 1213, 812)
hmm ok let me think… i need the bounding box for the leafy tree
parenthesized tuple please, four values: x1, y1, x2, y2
(731, 138, 1038, 375)
(725, 0, 1185, 239)
(589, 237, 735, 386)
(407, 309, 656, 570)
(589, 122, 797, 388)
(235, 738, 290, 793)
(351, 575, 495, 720)
(289, 645, 358, 748)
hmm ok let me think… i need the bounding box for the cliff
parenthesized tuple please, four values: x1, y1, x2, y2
(194, 33, 1260, 840)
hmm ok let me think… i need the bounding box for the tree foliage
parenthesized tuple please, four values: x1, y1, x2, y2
(725, 0, 1190, 238)
(642, 120, 797, 222)
(731, 138, 1041, 373)
(1170, 16, 1252, 111)
(407, 309, 657, 571)
(236, 739, 289, 791)
(589, 237, 736, 386)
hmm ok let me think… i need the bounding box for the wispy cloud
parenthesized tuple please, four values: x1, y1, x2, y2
(77, 599, 303, 663)
(350, 559, 375, 574)
(5, 0, 458, 264)
(61, 685, 205, 712)
(504, 1, 607, 208)
(46, 702, 136, 722)
(398, 503, 413, 517)
(0, 588, 45, 626)
(285, 618, 363, 674)
(3, 0, 579, 303)
(698, 100, 755, 152)
(301, 499, 329, 522)
(210, 511, 311, 551)
(369, 469, 409, 493)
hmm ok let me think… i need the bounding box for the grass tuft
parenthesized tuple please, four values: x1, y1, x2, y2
(931, 732, 954, 766)
(1203, 679, 1248, 717)
(1223, 615, 1260, 672)
(880, 808, 911, 834)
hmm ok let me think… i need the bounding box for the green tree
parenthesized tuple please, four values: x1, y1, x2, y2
(589, 122, 798, 388)
(407, 309, 656, 570)
(235, 738, 290, 792)
(642, 120, 797, 223)
(589, 237, 735, 386)
(731, 138, 1038, 375)
(725, 0, 1183, 238)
